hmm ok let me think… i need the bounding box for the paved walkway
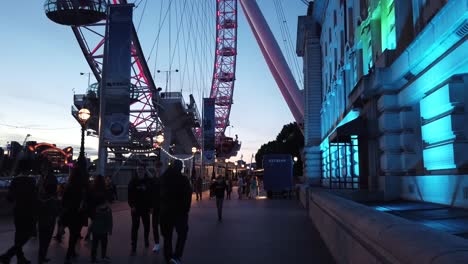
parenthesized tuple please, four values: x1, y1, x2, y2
(0, 191, 334, 264)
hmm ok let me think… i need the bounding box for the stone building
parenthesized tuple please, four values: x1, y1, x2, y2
(297, 0, 468, 207)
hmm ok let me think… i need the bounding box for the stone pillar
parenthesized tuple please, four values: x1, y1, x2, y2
(299, 15, 323, 185)
(377, 94, 402, 199)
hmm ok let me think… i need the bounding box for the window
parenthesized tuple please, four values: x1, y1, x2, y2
(341, 31, 345, 61)
(381, 0, 396, 51)
(348, 8, 354, 45)
(334, 10, 337, 26)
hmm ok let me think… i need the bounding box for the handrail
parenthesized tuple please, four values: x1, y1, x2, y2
(44, 0, 106, 13)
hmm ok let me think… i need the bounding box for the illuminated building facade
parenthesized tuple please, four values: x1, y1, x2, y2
(298, 0, 468, 207)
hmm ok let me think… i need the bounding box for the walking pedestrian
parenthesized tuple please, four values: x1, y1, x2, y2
(190, 174, 196, 192)
(104, 176, 117, 203)
(84, 178, 96, 242)
(86, 175, 107, 241)
(211, 176, 227, 222)
(245, 177, 251, 198)
(209, 178, 216, 200)
(250, 177, 258, 199)
(0, 171, 37, 264)
(37, 161, 59, 264)
(237, 177, 244, 200)
(225, 178, 232, 200)
(62, 166, 88, 264)
(53, 183, 66, 242)
(90, 193, 112, 263)
(150, 172, 161, 253)
(128, 163, 152, 255)
(195, 176, 203, 201)
(160, 160, 192, 264)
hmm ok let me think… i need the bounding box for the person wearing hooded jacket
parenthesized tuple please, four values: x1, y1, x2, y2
(128, 163, 152, 255)
(0, 171, 37, 264)
(160, 160, 192, 264)
(36, 161, 58, 264)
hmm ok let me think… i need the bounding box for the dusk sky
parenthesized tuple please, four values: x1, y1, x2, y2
(0, 0, 307, 162)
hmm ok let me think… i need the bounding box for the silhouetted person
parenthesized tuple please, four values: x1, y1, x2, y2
(225, 179, 232, 200)
(195, 176, 203, 201)
(190, 174, 196, 192)
(90, 190, 112, 263)
(128, 163, 151, 255)
(86, 175, 108, 240)
(250, 177, 258, 199)
(37, 161, 58, 264)
(211, 176, 227, 222)
(62, 166, 88, 264)
(237, 177, 244, 200)
(150, 172, 161, 253)
(0, 173, 37, 264)
(53, 183, 66, 242)
(104, 176, 117, 203)
(160, 160, 192, 264)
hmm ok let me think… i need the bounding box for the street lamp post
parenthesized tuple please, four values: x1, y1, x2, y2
(155, 132, 165, 173)
(234, 161, 238, 180)
(224, 159, 229, 179)
(191, 147, 197, 179)
(78, 108, 90, 173)
(80, 72, 91, 89)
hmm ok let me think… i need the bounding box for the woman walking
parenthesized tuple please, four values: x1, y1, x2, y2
(62, 167, 88, 264)
(89, 177, 112, 263)
(37, 161, 59, 264)
(226, 179, 232, 200)
(250, 177, 258, 199)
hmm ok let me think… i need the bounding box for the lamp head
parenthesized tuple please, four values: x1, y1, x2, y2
(78, 108, 91, 124)
(155, 134, 164, 144)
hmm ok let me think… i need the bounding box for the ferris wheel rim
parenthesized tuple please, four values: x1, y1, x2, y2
(210, 0, 238, 143)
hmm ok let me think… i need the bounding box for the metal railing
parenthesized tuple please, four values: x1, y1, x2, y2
(44, 0, 107, 13)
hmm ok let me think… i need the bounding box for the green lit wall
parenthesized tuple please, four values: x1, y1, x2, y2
(380, 0, 396, 51)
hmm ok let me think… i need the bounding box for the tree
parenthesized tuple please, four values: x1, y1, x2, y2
(255, 122, 304, 177)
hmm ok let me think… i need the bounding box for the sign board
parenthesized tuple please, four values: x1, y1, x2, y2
(263, 154, 293, 192)
(101, 4, 134, 144)
(203, 98, 215, 164)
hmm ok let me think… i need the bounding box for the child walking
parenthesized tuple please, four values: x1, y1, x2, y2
(91, 198, 113, 263)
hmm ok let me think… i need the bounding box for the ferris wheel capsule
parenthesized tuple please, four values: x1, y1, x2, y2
(44, 0, 107, 26)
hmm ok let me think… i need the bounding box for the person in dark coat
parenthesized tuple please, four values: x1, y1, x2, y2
(150, 173, 161, 252)
(104, 176, 117, 203)
(211, 176, 227, 222)
(225, 178, 232, 200)
(53, 183, 66, 242)
(0, 173, 37, 264)
(86, 175, 107, 240)
(195, 176, 203, 201)
(62, 166, 88, 264)
(128, 163, 152, 255)
(90, 191, 112, 263)
(160, 160, 192, 264)
(37, 161, 59, 264)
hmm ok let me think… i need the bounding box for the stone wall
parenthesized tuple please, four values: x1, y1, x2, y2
(307, 189, 468, 263)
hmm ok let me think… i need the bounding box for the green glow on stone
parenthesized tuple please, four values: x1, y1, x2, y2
(380, 0, 396, 51)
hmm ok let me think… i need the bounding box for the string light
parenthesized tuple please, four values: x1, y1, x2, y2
(120, 146, 195, 161)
